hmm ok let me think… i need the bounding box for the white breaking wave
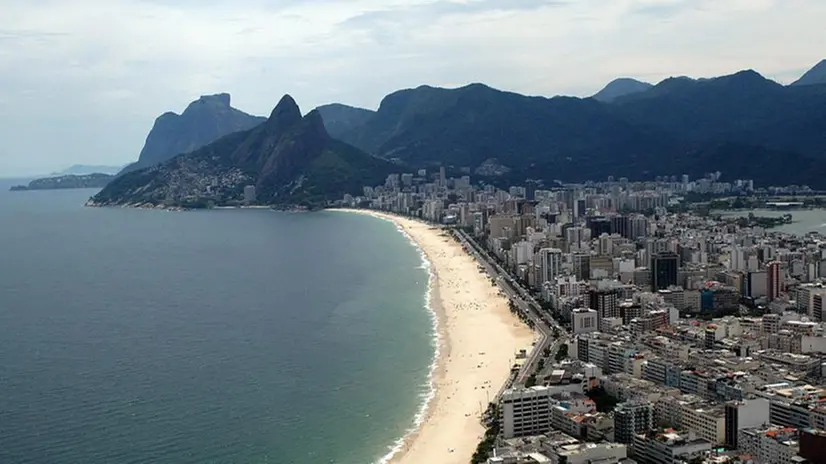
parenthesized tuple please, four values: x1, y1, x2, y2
(372, 218, 441, 464)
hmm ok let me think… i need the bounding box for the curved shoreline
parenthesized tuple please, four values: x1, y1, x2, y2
(334, 209, 535, 464)
(376, 218, 443, 464)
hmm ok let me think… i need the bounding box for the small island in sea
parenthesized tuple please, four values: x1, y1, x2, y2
(10, 173, 114, 192)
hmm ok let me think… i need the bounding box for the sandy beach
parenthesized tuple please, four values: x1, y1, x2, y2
(337, 209, 535, 464)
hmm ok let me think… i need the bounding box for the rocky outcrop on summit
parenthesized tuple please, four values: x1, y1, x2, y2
(591, 78, 653, 102)
(92, 95, 396, 208)
(119, 93, 265, 175)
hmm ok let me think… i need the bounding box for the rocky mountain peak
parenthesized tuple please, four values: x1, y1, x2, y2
(269, 95, 302, 125)
(118, 92, 264, 175)
(592, 78, 653, 102)
(184, 93, 232, 113)
(301, 109, 328, 136)
(792, 59, 826, 86)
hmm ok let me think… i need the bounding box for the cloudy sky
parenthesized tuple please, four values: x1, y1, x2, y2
(1, 0, 824, 176)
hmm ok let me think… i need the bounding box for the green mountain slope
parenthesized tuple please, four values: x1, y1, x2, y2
(316, 103, 375, 140)
(332, 71, 826, 187)
(336, 83, 674, 179)
(92, 96, 396, 208)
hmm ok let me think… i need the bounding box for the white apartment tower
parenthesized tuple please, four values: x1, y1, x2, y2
(499, 386, 554, 438)
(539, 248, 563, 284)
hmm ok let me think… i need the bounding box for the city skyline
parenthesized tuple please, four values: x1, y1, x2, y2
(349, 165, 826, 462)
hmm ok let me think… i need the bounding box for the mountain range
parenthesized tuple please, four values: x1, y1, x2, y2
(93, 59, 826, 208)
(324, 66, 826, 188)
(92, 96, 395, 208)
(316, 104, 376, 140)
(118, 93, 264, 175)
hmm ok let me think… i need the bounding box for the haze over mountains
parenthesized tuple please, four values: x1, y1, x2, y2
(315, 104, 376, 141)
(118, 93, 265, 175)
(93, 96, 394, 208)
(325, 68, 826, 187)
(94, 59, 826, 208)
(51, 165, 124, 176)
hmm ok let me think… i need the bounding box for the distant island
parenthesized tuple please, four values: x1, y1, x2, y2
(51, 164, 125, 176)
(10, 173, 114, 191)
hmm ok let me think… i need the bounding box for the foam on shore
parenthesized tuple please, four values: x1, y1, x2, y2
(332, 209, 535, 464)
(373, 217, 441, 464)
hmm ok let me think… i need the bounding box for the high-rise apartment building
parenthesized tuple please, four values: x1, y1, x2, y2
(589, 289, 620, 330)
(725, 399, 771, 449)
(651, 252, 679, 291)
(539, 248, 563, 284)
(499, 386, 554, 438)
(767, 261, 782, 301)
(615, 401, 654, 444)
(572, 253, 591, 281)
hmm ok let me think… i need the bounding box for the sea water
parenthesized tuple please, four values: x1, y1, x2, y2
(0, 184, 435, 464)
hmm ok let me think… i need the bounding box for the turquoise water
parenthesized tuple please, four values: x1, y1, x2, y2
(0, 184, 434, 464)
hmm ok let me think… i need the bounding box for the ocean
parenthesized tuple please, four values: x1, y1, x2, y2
(0, 182, 435, 464)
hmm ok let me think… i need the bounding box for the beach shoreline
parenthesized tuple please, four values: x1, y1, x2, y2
(334, 209, 535, 464)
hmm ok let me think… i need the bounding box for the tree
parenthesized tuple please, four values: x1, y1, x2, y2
(471, 404, 501, 464)
(587, 387, 620, 413)
(555, 344, 569, 362)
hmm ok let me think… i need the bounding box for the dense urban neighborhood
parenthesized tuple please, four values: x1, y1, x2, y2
(342, 169, 826, 464)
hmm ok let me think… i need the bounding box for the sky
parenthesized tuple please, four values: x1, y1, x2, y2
(1, 0, 825, 176)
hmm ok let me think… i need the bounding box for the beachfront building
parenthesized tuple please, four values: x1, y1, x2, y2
(500, 386, 554, 438)
(243, 185, 256, 203)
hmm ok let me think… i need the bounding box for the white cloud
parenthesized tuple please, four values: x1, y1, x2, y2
(0, 0, 824, 175)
